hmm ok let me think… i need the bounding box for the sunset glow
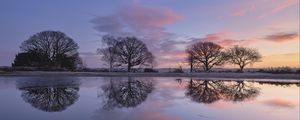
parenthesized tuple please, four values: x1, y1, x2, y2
(0, 0, 299, 68)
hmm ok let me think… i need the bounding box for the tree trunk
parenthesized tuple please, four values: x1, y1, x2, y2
(205, 64, 209, 72)
(109, 64, 112, 72)
(128, 63, 131, 72)
(190, 62, 193, 73)
(239, 65, 244, 73)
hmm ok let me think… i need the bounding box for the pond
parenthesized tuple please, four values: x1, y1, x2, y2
(0, 77, 299, 120)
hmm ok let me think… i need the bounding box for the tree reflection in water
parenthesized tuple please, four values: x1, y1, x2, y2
(256, 81, 300, 87)
(185, 79, 260, 104)
(17, 77, 80, 112)
(186, 79, 224, 103)
(221, 81, 259, 102)
(99, 77, 154, 110)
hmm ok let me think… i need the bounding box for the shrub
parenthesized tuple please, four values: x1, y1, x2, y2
(171, 66, 184, 73)
(143, 68, 158, 73)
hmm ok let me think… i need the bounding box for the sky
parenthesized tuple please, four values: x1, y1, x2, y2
(0, 0, 299, 68)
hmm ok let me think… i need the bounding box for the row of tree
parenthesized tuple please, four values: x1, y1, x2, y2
(12, 31, 261, 72)
(186, 42, 261, 72)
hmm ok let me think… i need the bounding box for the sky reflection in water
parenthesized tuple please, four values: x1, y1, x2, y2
(0, 77, 299, 120)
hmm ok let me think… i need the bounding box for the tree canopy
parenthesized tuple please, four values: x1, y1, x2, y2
(225, 46, 262, 72)
(186, 42, 226, 71)
(12, 31, 82, 70)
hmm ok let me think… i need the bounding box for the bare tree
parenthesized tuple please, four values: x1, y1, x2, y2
(225, 46, 262, 72)
(97, 35, 120, 72)
(16, 31, 81, 70)
(186, 42, 225, 71)
(115, 37, 154, 72)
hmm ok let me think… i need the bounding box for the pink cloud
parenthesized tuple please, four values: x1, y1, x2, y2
(217, 39, 257, 48)
(188, 32, 256, 48)
(120, 5, 182, 30)
(271, 0, 299, 14)
(259, 0, 299, 18)
(205, 32, 233, 41)
(91, 5, 182, 34)
(229, 1, 257, 17)
(262, 98, 298, 108)
(232, 9, 246, 16)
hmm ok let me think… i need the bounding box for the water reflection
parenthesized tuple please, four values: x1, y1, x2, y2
(186, 79, 224, 103)
(99, 77, 154, 110)
(185, 79, 260, 104)
(17, 77, 80, 112)
(0, 77, 298, 120)
(221, 81, 259, 102)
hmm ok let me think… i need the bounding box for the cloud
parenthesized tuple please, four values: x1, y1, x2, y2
(262, 98, 298, 108)
(91, 16, 123, 34)
(91, 5, 181, 35)
(271, 0, 299, 14)
(205, 32, 233, 41)
(119, 5, 182, 31)
(259, 0, 299, 18)
(232, 9, 246, 16)
(264, 32, 299, 43)
(187, 32, 256, 48)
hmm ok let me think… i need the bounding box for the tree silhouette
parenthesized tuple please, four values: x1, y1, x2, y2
(13, 31, 82, 70)
(186, 42, 226, 71)
(17, 77, 80, 112)
(115, 37, 154, 72)
(256, 81, 300, 87)
(99, 77, 154, 110)
(97, 35, 120, 72)
(12, 50, 49, 67)
(186, 79, 224, 104)
(224, 46, 262, 72)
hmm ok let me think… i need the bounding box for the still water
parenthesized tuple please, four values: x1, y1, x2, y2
(0, 77, 299, 120)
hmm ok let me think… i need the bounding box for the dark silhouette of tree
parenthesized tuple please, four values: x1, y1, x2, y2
(186, 42, 225, 72)
(99, 77, 154, 110)
(97, 35, 120, 72)
(186, 79, 224, 104)
(221, 81, 260, 102)
(17, 77, 80, 112)
(12, 50, 49, 67)
(12, 31, 82, 70)
(256, 81, 300, 87)
(115, 37, 154, 72)
(224, 46, 261, 72)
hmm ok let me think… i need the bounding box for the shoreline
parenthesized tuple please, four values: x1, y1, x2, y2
(0, 71, 299, 80)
